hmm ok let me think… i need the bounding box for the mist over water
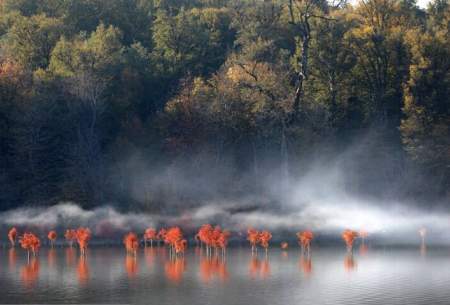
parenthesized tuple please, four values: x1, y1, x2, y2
(1, 130, 448, 245)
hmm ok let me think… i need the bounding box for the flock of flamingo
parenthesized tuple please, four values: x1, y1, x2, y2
(5, 225, 399, 259)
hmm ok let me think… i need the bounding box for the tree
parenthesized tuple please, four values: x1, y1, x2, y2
(2, 14, 64, 70)
(400, 2, 450, 196)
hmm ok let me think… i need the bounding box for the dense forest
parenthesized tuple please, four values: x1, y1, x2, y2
(0, 0, 448, 212)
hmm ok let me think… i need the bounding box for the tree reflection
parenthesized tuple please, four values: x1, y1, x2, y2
(21, 258, 39, 288)
(125, 255, 138, 279)
(199, 255, 229, 283)
(299, 254, 312, 276)
(344, 253, 357, 272)
(77, 256, 89, 285)
(165, 258, 186, 283)
(9, 248, 17, 271)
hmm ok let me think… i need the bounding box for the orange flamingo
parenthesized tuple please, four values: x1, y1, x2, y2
(64, 229, 77, 247)
(296, 230, 314, 253)
(8, 227, 18, 247)
(19, 233, 41, 261)
(280, 242, 289, 250)
(144, 228, 157, 247)
(259, 231, 272, 256)
(124, 232, 139, 256)
(76, 227, 91, 256)
(342, 230, 359, 252)
(48, 230, 57, 248)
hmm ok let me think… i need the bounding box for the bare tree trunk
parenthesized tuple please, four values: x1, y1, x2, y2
(293, 34, 310, 115)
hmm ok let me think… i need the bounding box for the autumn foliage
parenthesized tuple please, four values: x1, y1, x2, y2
(342, 230, 359, 252)
(123, 232, 139, 255)
(48, 230, 57, 247)
(19, 233, 41, 259)
(247, 228, 260, 254)
(164, 227, 187, 257)
(65, 229, 77, 247)
(296, 230, 314, 253)
(196, 224, 230, 256)
(8, 227, 18, 247)
(144, 228, 157, 247)
(76, 227, 91, 256)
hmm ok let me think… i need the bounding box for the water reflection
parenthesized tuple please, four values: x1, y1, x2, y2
(77, 256, 89, 285)
(420, 243, 427, 257)
(2, 248, 450, 305)
(66, 247, 76, 267)
(9, 248, 17, 271)
(199, 256, 229, 283)
(359, 244, 369, 256)
(248, 257, 271, 279)
(48, 248, 56, 269)
(21, 258, 39, 288)
(165, 258, 186, 283)
(299, 255, 312, 276)
(145, 247, 156, 270)
(125, 255, 138, 278)
(344, 254, 357, 272)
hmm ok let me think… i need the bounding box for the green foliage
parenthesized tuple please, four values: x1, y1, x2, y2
(0, 0, 449, 207)
(49, 23, 124, 77)
(2, 14, 64, 69)
(400, 6, 450, 194)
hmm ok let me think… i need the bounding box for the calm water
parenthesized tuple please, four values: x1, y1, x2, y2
(1, 245, 450, 305)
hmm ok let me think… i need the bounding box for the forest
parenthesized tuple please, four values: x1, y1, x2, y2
(0, 0, 448, 212)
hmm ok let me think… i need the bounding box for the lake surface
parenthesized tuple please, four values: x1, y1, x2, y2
(1, 245, 450, 305)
